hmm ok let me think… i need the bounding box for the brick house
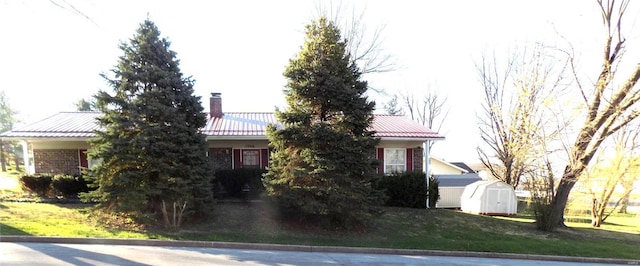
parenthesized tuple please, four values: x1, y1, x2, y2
(0, 93, 444, 176)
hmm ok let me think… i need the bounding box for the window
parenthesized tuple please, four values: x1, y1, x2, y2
(242, 150, 260, 168)
(384, 148, 406, 173)
(80, 149, 102, 169)
(88, 158, 102, 169)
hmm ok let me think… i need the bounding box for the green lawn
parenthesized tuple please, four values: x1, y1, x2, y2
(0, 170, 22, 199)
(0, 202, 163, 239)
(1, 201, 638, 260)
(1, 171, 639, 259)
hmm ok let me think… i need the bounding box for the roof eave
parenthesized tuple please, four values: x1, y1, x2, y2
(0, 136, 94, 142)
(204, 136, 446, 141)
(1, 133, 445, 142)
(379, 136, 445, 141)
(205, 135, 268, 141)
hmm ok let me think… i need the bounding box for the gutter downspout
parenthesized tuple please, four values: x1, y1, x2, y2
(424, 140, 430, 209)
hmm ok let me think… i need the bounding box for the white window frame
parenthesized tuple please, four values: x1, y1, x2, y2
(241, 149, 261, 168)
(384, 148, 406, 174)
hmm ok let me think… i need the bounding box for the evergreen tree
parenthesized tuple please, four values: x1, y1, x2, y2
(384, 95, 404, 115)
(264, 17, 383, 228)
(86, 20, 212, 221)
(75, 98, 97, 111)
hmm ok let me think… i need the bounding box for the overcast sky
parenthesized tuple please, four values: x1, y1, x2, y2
(1, 0, 638, 162)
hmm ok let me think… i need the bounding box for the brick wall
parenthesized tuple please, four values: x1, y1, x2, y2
(34, 149, 80, 175)
(209, 148, 232, 171)
(413, 147, 423, 172)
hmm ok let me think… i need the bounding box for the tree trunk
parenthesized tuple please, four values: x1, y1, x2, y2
(591, 215, 602, 227)
(0, 139, 6, 172)
(549, 173, 577, 228)
(591, 197, 603, 227)
(618, 193, 629, 214)
(13, 155, 20, 171)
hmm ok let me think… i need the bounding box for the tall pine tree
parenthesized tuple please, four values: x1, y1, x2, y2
(87, 19, 212, 221)
(264, 17, 383, 228)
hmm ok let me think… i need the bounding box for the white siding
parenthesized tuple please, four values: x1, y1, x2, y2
(436, 187, 465, 208)
(430, 159, 465, 175)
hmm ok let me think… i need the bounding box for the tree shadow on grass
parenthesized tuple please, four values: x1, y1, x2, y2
(0, 202, 31, 236)
(0, 222, 31, 236)
(564, 217, 591, 224)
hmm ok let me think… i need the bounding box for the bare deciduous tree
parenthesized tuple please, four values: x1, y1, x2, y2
(398, 88, 449, 151)
(524, 155, 557, 231)
(476, 45, 569, 189)
(314, 2, 395, 75)
(548, 0, 640, 230)
(48, 0, 97, 26)
(419, 90, 448, 134)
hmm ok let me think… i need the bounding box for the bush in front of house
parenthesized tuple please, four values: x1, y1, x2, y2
(52, 174, 90, 199)
(427, 175, 440, 209)
(375, 171, 429, 208)
(212, 168, 267, 199)
(20, 175, 53, 197)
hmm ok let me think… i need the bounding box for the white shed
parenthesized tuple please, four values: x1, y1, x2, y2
(461, 180, 517, 216)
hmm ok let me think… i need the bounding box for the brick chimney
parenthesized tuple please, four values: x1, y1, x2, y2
(210, 92, 223, 118)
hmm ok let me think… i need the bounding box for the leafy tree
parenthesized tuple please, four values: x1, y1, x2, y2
(264, 17, 383, 228)
(583, 124, 640, 227)
(427, 175, 440, 209)
(86, 19, 212, 223)
(618, 173, 636, 214)
(0, 92, 15, 133)
(0, 91, 18, 172)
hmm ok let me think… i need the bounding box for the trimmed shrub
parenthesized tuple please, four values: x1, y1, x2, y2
(212, 168, 266, 199)
(52, 174, 90, 199)
(375, 171, 428, 208)
(427, 175, 440, 208)
(20, 175, 53, 197)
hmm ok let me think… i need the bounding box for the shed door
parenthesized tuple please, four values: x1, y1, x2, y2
(487, 188, 501, 214)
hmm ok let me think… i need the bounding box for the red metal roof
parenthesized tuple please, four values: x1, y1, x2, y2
(1, 112, 444, 140)
(372, 114, 444, 139)
(202, 112, 278, 136)
(0, 112, 101, 138)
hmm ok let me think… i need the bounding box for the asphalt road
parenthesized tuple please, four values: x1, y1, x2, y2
(0, 242, 618, 266)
